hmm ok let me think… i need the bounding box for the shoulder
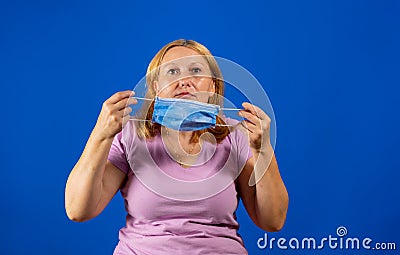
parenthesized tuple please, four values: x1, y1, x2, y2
(222, 117, 248, 142)
(223, 116, 241, 126)
(120, 120, 139, 144)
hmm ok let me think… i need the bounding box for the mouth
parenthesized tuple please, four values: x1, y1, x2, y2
(175, 92, 195, 98)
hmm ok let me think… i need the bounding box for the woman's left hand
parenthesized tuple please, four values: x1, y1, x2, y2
(238, 102, 272, 153)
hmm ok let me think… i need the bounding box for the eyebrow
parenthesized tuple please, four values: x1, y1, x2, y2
(160, 61, 207, 69)
(188, 61, 206, 66)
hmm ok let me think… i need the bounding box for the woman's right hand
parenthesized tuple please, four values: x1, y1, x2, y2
(93, 90, 137, 140)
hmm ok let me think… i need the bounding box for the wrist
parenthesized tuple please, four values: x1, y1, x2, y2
(252, 143, 274, 156)
(91, 125, 115, 144)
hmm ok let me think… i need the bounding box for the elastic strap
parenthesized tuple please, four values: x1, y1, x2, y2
(133, 97, 153, 101)
(221, 107, 240, 111)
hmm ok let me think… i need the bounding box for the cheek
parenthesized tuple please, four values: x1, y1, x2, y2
(156, 84, 175, 97)
(157, 78, 173, 91)
(196, 78, 214, 91)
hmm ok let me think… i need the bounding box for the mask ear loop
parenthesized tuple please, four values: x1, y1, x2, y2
(214, 107, 242, 127)
(129, 97, 154, 122)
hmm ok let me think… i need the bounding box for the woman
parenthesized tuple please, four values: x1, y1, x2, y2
(65, 39, 289, 254)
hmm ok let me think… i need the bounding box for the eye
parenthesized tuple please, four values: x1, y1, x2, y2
(167, 68, 179, 75)
(191, 67, 202, 74)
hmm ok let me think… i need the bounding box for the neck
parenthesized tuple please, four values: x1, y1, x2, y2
(163, 127, 195, 143)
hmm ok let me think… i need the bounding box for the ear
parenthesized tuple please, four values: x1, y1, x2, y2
(153, 81, 159, 95)
(208, 79, 216, 96)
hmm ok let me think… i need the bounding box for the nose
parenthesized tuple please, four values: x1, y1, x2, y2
(178, 78, 193, 87)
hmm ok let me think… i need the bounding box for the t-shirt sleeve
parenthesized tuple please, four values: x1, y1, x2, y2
(235, 127, 253, 167)
(224, 117, 253, 168)
(108, 131, 130, 174)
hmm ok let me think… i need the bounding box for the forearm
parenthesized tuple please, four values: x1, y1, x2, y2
(252, 146, 289, 231)
(65, 127, 113, 221)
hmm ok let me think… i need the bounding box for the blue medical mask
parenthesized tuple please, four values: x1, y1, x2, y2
(152, 97, 219, 131)
(130, 97, 239, 131)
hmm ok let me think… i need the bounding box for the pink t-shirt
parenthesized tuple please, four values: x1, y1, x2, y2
(108, 119, 252, 255)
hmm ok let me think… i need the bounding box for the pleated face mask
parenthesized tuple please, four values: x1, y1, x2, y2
(130, 97, 239, 131)
(152, 97, 219, 131)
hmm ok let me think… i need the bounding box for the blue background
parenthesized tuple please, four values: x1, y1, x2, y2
(1, 0, 399, 254)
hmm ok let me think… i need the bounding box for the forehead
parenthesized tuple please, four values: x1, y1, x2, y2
(161, 46, 207, 65)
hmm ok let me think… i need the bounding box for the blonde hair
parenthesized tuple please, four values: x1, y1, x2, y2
(136, 39, 229, 143)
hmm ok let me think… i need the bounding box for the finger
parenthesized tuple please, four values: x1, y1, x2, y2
(241, 102, 260, 118)
(242, 102, 269, 120)
(240, 120, 255, 133)
(238, 110, 262, 127)
(107, 90, 134, 104)
(244, 120, 261, 134)
(121, 105, 133, 117)
(114, 97, 138, 111)
(126, 97, 138, 106)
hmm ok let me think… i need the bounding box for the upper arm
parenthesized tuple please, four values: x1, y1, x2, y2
(236, 156, 260, 227)
(93, 160, 127, 217)
(237, 153, 288, 232)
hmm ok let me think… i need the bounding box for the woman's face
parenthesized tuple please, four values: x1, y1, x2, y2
(154, 46, 215, 103)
